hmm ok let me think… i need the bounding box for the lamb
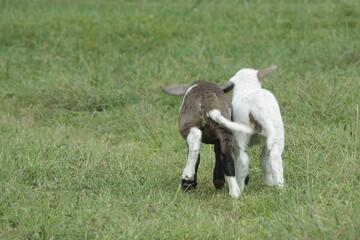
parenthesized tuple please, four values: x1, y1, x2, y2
(226, 65, 285, 195)
(163, 80, 253, 198)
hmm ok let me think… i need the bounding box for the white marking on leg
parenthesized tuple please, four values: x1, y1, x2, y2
(182, 127, 202, 181)
(226, 176, 241, 199)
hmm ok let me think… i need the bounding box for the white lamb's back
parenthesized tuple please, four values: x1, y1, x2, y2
(232, 88, 284, 141)
(257, 89, 283, 125)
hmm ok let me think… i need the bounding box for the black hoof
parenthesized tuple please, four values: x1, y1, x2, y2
(213, 172, 225, 190)
(182, 179, 197, 191)
(245, 174, 250, 185)
(213, 179, 225, 190)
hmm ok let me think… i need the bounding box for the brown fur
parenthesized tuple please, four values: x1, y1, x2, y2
(165, 80, 245, 191)
(249, 113, 262, 132)
(178, 81, 233, 149)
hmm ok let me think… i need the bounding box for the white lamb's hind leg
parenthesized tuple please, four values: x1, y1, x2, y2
(233, 135, 250, 193)
(182, 127, 202, 190)
(264, 124, 284, 188)
(235, 149, 250, 193)
(269, 144, 284, 188)
(260, 145, 274, 186)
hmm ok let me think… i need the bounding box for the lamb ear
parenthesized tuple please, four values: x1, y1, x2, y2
(257, 65, 278, 82)
(218, 81, 234, 93)
(163, 84, 190, 96)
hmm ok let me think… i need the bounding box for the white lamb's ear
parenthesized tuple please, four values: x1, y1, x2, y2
(257, 65, 278, 82)
(218, 82, 234, 93)
(163, 84, 190, 96)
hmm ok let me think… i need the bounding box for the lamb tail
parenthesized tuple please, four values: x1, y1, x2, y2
(208, 109, 253, 134)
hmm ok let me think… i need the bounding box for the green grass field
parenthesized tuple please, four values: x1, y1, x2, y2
(0, 0, 359, 239)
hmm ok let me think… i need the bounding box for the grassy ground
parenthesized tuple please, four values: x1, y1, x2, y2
(0, 0, 359, 239)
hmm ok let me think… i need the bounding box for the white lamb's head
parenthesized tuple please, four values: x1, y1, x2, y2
(229, 65, 277, 87)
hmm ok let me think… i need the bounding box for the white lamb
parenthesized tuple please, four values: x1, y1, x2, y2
(229, 65, 285, 194)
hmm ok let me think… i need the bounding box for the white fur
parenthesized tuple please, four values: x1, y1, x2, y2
(225, 176, 241, 198)
(230, 68, 284, 190)
(207, 109, 253, 134)
(182, 127, 202, 181)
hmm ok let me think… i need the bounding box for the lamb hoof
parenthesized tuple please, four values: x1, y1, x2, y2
(229, 187, 241, 199)
(245, 174, 250, 185)
(213, 173, 225, 189)
(181, 179, 197, 191)
(213, 179, 225, 189)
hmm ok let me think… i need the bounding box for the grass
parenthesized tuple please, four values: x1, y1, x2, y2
(0, 0, 359, 239)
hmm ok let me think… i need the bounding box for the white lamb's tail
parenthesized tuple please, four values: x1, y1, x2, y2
(207, 109, 253, 134)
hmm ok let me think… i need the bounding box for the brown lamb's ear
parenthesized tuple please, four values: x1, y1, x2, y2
(257, 65, 278, 82)
(218, 81, 234, 93)
(163, 84, 190, 96)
